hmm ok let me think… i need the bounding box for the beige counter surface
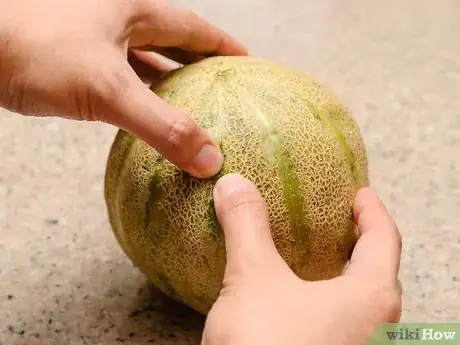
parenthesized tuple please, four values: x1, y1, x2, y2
(1, 0, 459, 344)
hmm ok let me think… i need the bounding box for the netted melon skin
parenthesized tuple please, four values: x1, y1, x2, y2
(104, 56, 369, 314)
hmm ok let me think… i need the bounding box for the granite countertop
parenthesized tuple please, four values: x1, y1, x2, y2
(1, 0, 459, 344)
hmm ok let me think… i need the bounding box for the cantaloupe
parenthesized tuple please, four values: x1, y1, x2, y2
(104, 56, 369, 314)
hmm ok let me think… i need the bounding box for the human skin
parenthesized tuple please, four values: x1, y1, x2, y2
(0, 1, 403, 344)
(203, 174, 402, 345)
(0, 0, 247, 178)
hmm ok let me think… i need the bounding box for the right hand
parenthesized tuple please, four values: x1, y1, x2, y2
(202, 173, 403, 345)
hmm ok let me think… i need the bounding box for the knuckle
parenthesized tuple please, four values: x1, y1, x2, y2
(229, 197, 267, 218)
(394, 225, 403, 250)
(182, 9, 198, 25)
(221, 188, 268, 220)
(166, 117, 199, 148)
(132, 0, 174, 26)
(386, 217, 403, 253)
(179, 10, 201, 43)
(381, 213, 402, 251)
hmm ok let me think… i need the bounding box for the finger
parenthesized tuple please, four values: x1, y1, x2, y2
(128, 49, 184, 89)
(103, 57, 223, 178)
(131, 2, 248, 56)
(213, 173, 288, 280)
(127, 50, 166, 87)
(130, 45, 203, 66)
(346, 187, 402, 283)
(129, 48, 183, 72)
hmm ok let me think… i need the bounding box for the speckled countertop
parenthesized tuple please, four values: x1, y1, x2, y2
(1, 0, 459, 344)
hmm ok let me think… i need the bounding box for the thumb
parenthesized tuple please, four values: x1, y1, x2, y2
(213, 173, 288, 280)
(103, 57, 223, 179)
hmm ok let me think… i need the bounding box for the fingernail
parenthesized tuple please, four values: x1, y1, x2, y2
(214, 173, 253, 199)
(192, 144, 224, 176)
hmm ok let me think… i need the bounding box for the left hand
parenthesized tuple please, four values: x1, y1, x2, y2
(0, 0, 247, 178)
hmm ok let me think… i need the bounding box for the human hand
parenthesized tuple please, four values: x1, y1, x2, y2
(0, 0, 247, 178)
(202, 173, 402, 345)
